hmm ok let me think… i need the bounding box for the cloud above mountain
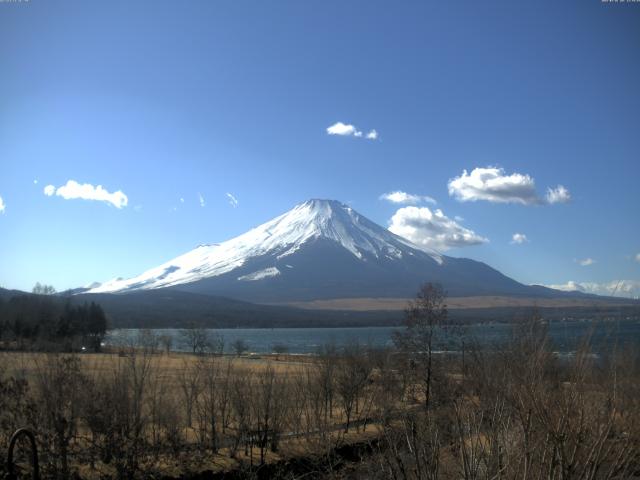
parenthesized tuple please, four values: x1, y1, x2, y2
(388, 206, 488, 251)
(43, 180, 128, 209)
(326, 121, 378, 140)
(380, 191, 436, 205)
(226, 192, 239, 208)
(511, 233, 529, 244)
(546, 185, 571, 204)
(365, 129, 378, 140)
(448, 167, 570, 205)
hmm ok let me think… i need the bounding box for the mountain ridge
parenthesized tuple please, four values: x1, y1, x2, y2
(83, 199, 596, 302)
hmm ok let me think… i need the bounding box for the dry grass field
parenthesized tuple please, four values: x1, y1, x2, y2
(278, 295, 637, 311)
(0, 347, 394, 479)
(1, 316, 639, 479)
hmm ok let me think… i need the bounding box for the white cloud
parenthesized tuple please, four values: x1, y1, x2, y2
(546, 185, 571, 204)
(0, 196, 5, 214)
(636, 253, 640, 263)
(545, 280, 640, 298)
(198, 193, 206, 207)
(180, 197, 185, 204)
(380, 191, 436, 205)
(327, 122, 358, 136)
(33, 179, 38, 185)
(388, 206, 488, 252)
(511, 233, 529, 244)
(448, 167, 571, 206)
(226, 192, 238, 208)
(43, 180, 128, 209)
(545, 281, 587, 293)
(326, 121, 377, 140)
(577, 258, 595, 266)
(448, 167, 540, 204)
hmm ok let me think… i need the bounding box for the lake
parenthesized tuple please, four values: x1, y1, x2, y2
(105, 319, 640, 354)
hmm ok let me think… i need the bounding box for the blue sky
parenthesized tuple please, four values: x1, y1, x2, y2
(0, 0, 639, 296)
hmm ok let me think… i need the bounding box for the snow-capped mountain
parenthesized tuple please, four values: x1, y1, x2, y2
(86, 199, 558, 302)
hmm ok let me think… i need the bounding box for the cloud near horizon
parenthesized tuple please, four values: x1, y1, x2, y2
(448, 167, 570, 205)
(43, 180, 128, 208)
(577, 258, 595, 266)
(388, 206, 488, 252)
(545, 280, 640, 298)
(380, 190, 436, 205)
(326, 122, 378, 140)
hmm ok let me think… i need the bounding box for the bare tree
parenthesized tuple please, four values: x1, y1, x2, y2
(32, 282, 56, 295)
(178, 358, 201, 429)
(393, 283, 448, 411)
(136, 328, 159, 353)
(229, 368, 252, 458)
(158, 334, 173, 355)
(195, 356, 222, 452)
(335, 343, 372, 433)
(180, 324, 216, 355)
(232, 338, 249, 356)
(271, 343, 289, 360)
(317, 342, 337, 425)
(33, 354, 85, 479)
(250, 366, 288, 464)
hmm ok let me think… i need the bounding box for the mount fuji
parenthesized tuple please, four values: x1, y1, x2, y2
(85, 199, 567, 303)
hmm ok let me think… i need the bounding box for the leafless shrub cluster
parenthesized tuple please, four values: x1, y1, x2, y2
(365, 286, 640, 480)
(0, 338, 398, 479)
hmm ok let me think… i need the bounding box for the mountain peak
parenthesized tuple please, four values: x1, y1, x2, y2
(295, 199, 350, 220)
(88, 199, 443, 294)
(302, 198, 347, 207)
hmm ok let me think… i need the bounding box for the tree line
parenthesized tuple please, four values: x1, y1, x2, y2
(0, 284, 107, 351)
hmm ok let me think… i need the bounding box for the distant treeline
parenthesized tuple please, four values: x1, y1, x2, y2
(74, 289, 640, 329)
(0, 285, 107, 351)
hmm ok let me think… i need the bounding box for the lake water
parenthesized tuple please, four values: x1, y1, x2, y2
(105, 319, 640, 354)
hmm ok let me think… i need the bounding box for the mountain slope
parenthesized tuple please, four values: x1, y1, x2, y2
(86, 199, 578, 302)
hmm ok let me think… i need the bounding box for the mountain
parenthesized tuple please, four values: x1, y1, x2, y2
(86, 199, 580, 302)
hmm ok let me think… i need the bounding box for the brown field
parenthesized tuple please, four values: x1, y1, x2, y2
(274, 295, 637, 311)
(0, 350, 307, 379)
(0, 348, 391, 479)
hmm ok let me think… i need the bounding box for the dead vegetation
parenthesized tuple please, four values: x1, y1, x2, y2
(0, 285, 638, 479)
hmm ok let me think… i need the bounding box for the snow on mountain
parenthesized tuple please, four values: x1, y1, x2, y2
(88, 199, 443, 294)
(238, 267, 281, 282)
